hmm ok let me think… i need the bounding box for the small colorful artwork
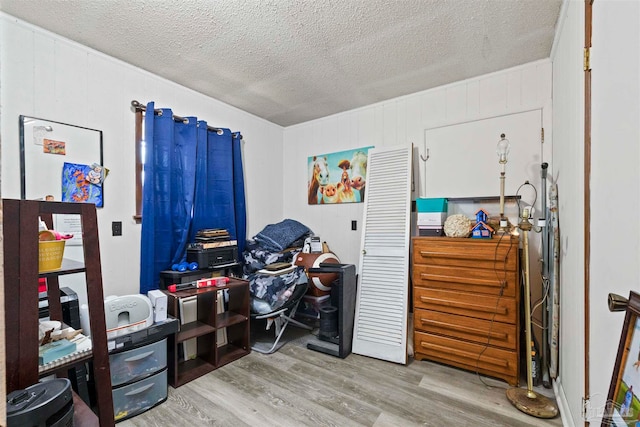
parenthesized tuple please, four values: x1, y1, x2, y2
(61, 162, 103, 207)
(43, 139, 66, 155)
(308, 146, 373, 205)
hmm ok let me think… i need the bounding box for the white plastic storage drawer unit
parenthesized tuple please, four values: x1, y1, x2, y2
(109, 338, 167, 387)
(113, 369, 168, 422)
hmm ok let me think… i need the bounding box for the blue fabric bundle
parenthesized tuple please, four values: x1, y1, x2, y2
(254, 219, 312, 252)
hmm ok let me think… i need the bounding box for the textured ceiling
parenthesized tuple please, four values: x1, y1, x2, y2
(0, 0, 562, 127)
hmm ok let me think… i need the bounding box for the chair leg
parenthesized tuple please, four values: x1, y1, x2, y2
(284, 300, 313, 330)
(283, 315, 313, 331)
(251, 302, 312, 354)
(252, 317, 286, 354)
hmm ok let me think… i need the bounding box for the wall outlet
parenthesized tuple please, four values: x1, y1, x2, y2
(351, 220, 357, 231)
(112, 221, 122, 236)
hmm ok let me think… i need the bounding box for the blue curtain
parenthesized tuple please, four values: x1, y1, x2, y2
(190, 127, 246, 255)
(232, 132, 246, 255)
(140, 102, 246, 293)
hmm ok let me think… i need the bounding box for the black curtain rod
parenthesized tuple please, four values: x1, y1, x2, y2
(131, 100, 226, 135)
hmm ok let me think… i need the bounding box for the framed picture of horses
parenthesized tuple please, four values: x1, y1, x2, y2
(307, 146, 373, 205)
(603, 291, 640, 426)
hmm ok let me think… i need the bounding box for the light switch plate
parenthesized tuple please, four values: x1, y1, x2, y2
(112, 221, 122, 236)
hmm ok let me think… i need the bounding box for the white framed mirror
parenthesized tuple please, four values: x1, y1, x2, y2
(19, 115, 104, 207)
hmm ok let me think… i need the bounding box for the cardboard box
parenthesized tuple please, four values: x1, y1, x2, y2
(147, 290, 168, 323)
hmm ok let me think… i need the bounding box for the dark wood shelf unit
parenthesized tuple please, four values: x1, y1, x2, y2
(38, 258, 86, 276)
(218, 343, 248, 367)
(73, 391, 99, 427)
(175, 358, 215, 385)
(218, 311, 248, 328)
(176, 321, 216, 341)
(3, 199, 115, 427)
(38, 353, 94, 377)
(165, 278, 250, 388)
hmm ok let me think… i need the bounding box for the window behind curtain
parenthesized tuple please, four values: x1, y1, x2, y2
(134, 110, 143, 223)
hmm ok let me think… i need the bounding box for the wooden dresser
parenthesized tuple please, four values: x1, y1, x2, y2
(412, 235, 520, 386)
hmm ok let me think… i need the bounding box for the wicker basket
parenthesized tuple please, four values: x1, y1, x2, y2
(39, 240, 66, 272)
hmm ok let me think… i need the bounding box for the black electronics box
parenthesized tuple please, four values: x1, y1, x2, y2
(60, 287, 81, 329)
(187, 246, 238, 269)
(39, 287, 80, 328)
(418, 227, 444, 237)
(159, 269, 221, 290)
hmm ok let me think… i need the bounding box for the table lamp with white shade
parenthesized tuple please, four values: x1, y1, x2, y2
(497, 133, 510, 229)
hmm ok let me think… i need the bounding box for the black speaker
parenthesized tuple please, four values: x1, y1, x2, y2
(306, 263, 357, 358)
(7, 378, 74, 427)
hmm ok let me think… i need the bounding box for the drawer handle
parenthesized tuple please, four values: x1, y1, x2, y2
(419, 296, 508, 315)
(418, 250, 509, 263)
(124, 383, 155, 396)
(124, 350, 155, 363)
(420, 342, 508, 368)
(419, 318, 508, 341)
(419, 251, 472, 259)
(420, 273, 502, 288)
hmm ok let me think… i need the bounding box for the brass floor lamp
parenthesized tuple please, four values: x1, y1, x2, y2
(506, 208, 558, 418)
(497, 133, 558, 418)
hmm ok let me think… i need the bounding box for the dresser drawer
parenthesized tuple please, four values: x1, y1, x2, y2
(413, 237, 518, 271)
(413, 308, 517, 350)
(110, 338, 167, 387)
(414, 331, 518, 386)
(413, 287, 516, 324)
(412, 263, 517, 297)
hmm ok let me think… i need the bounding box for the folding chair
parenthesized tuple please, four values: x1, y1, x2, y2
(251, 281, 313, 354)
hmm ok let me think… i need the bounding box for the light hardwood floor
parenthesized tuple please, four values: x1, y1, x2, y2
(120, 326, 563, 427)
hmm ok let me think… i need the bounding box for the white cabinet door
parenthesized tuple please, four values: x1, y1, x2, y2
(352, 144, 413, 364)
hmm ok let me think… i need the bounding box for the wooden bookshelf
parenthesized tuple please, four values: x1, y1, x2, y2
(165, 279, 250, 387)
(3, 199, 115, 426)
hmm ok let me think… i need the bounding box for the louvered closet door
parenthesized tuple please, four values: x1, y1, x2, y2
(352, 144, 413, 364)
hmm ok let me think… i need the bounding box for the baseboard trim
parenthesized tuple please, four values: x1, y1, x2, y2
(554, 377, 576, 427)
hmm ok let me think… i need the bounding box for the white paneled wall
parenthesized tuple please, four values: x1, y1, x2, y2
(589, 0, 640, 425)
(551, 1, 585, 425)
(0, 14, 284, 299)
(284, 60, 552, 269)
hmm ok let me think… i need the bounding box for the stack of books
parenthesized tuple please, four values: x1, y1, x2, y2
(186, 229, 239, 269)
(188, 228, 237, 250)
(258, 262, 296, 275)
(194, 228, 230, 242)
(187, 239, 237, 250)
